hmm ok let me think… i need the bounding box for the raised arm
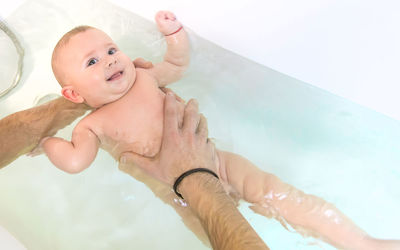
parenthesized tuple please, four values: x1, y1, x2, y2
(0, 98, 91, 169)
(41, 123, 100, 174)
(148, 11, 190, 87)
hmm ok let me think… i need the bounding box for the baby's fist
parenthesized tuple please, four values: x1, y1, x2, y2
(155, 11, 182, 35)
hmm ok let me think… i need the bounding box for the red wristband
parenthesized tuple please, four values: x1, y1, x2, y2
(165, 26, 183, 36)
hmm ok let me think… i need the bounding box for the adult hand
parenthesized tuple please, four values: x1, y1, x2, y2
(119, 92, 217, 185)
(132, 57, 154, 69)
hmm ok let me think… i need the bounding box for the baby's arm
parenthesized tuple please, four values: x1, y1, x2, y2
(148, 11, 190, 87)
(41, 123, 100, 174)
(0, 98, 91, 169)
(217, 151, 389, 250)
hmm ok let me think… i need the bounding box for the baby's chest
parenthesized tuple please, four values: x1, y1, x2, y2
(93, 78, 166, 158)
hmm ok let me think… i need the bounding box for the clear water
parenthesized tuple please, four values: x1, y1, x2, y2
(0, 0, 399, 249)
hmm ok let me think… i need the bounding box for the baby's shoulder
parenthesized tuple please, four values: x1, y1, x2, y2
(73, 110, 100, 133)
(136, 67, 158, 85)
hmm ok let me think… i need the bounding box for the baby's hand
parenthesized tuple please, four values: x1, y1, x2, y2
(155, 11, 182, 36)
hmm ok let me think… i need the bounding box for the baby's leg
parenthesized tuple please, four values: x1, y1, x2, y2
(217, 150, 400, 250)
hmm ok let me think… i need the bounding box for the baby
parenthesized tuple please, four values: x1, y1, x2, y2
(38, 11, 399, 250)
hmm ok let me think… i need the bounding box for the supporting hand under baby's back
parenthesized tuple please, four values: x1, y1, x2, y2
(155, 11, 182, 35)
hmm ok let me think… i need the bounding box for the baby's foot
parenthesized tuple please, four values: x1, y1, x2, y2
(155, 11, 182, 35)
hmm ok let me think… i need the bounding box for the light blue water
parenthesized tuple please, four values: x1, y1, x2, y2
(0, 0, 399, 249)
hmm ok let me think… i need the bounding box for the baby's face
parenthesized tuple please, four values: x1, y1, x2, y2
(58, 29, 136, 107)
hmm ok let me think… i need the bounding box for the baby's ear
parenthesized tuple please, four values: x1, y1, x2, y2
(61, 86, 84, 103)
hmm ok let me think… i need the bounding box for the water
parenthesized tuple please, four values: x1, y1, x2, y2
(0, 0, 399, 249)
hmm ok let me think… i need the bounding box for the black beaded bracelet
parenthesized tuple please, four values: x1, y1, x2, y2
(173, 168, 219, 199)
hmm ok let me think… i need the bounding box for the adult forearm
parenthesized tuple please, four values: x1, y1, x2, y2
(0, 97, 90, 168)
(180, 173, 269, 250)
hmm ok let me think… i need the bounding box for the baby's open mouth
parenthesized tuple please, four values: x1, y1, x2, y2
(107, 71, 123, 81)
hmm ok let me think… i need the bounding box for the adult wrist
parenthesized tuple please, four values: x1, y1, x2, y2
(173, 168, 219, 199)
(179, 172, 225, 209)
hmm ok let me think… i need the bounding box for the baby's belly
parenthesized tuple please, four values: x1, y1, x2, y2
(98, 95, 185, 161)
(101, 133, 163, 160)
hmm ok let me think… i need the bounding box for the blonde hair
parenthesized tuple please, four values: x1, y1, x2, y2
(51, 25, 95, 86)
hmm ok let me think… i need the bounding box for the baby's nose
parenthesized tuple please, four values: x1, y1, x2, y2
(108, 59, 117, 67)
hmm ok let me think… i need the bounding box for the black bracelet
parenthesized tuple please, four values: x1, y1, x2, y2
(173, 168, 219, 199)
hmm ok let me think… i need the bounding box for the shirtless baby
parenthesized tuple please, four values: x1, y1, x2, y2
(38, 11, 399, 250)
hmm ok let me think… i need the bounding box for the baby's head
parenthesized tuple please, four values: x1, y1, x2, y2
(52, 26, 136, 108)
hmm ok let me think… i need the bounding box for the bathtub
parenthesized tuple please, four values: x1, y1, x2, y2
(1, 0, 399, 249)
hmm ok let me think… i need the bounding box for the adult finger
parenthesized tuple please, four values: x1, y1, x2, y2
(132, 58, 154, 69)
(208, 140, 216, 160)
(160, 88, 184, 129)
(163, 92, 179, 136)
(182, 99, 200, 133)
(196, 114, 208, 139)
(160, 87, 185, 103)
(119, 151, 153, 171)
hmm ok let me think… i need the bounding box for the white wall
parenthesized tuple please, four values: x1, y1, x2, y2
(109, 0, 400, 121)
(1, 0, 399, 248)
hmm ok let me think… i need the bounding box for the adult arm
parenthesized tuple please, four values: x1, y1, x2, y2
(120, 93, 269, 250)
(0, 58, 152, 169)
(180, 172, 269, 250)
(0, 98, 90, 168)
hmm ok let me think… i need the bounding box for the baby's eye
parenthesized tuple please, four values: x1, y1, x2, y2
(108, 48, 117, 55)
(87, 58, 98, 66)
